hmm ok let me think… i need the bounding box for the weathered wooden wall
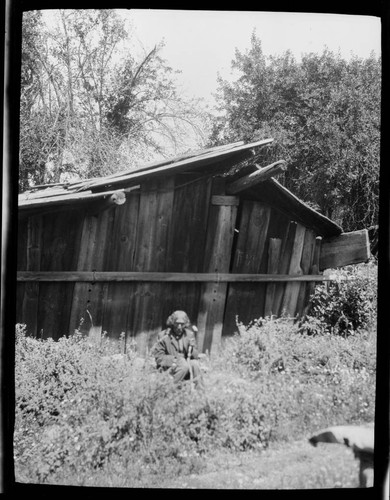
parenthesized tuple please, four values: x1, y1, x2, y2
(17, 174, 322, 352)
(222, 201, 319, 336)
(17, 175, 215, 351)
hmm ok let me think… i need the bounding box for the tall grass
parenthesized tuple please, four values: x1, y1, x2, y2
(14, 317, 376, 486)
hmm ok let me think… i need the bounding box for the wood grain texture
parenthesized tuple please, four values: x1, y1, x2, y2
(37, 210, 83, 339)
(319, 229, 370, 270)
(264, 238, 282, 317)
(302, 236, 323, 318)
(295, 229, 317, 317)
(16, 218, 28, 324)
(272, 221, 298, 316)
(20, 215, 42, 336)
(223, 201, 271, 336)
(197, 179, 238, 353)
(68, 210, 113, 338)
(130, 178, 175, 354)
(226, 160, 287, 194)
(17, 271, 327, 282)
(167, 175, 212, 273)
(102, 193, 140, 341)
(281, 223, 306, 317)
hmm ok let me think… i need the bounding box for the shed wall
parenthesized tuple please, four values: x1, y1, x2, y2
(17, 175, 213, 349)
(17, 175, 320, 351)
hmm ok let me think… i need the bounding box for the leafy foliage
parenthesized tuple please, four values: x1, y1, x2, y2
(210, 33, 381, 231)
(221, 316, 376, 441)
(15, 311, 376, 486)
(19, 10, 208, 191)
(301, 263, 377, 336)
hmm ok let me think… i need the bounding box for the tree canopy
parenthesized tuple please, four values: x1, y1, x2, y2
(19, 9, 208, 191)
(210, 33, 381, 232)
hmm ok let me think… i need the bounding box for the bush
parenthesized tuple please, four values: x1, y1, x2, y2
(217, 317, 376, 441)
(302, 262, 377, 336)
(14, 314, 377, 485)
(14, 325, 272, 483)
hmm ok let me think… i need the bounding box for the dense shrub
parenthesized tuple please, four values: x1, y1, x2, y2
(302, 262, 377, 336)
(219, 317, 376, 441)
(15, 311, 377, 485)
(14, 325, 271, 483)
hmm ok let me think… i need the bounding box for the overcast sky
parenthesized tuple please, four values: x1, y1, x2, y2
(125, 10, 381, 107)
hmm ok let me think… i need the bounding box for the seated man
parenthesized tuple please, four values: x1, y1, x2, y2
(153, 310, 203, 389)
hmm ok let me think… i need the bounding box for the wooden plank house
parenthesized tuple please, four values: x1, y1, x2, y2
(17, 139, 371, 354)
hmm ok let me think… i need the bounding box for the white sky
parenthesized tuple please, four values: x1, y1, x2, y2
(124, 10, 381, 107)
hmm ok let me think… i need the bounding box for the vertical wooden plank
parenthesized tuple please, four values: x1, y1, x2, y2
(102, 192, 140, 343)
(16, 218, 28, 325)
(295, 229, 317, 317)
(264, 238, 282, 317)
(37, 210, 87, 339)
(68, 214, 99, 336)
(162, 175, 212, 342)
(68, 209, 114, 340)
(272, 221, 298, 316)
(197, 180, 239, 354)
(222, 201, 271, 337)
(167, 174, 212, 273)
(281, 223, 306, 317)
(80, 209, 115, 342)
(20, 215, 42, 336)
(129, 178, 175, 355)
(302, 236, 323, 317)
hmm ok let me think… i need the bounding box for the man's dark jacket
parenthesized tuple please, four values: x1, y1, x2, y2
(153, 329, 199, 369)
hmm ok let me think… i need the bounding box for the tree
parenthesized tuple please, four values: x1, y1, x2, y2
(210, 33, 381, 232)
(19, 9, 208, 191)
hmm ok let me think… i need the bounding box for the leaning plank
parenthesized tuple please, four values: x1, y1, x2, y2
(17, 271, 327, 282)
(272, 221, 298, 315)
(295, 229, 317, 317)
(302, 236, 323, 318)
(197, 180, 238, 353)
(319, 229, 370, 270)
(226, 160, 287, 194)
(281, 224, 306, 317)
(264, 238, 282, 317)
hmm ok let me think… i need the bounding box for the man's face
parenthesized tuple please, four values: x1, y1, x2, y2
(172, 320, 185, 336)
(172, 313, 187, 337)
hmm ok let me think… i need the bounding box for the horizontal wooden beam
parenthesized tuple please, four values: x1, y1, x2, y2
(226, 160, 287, 194)
(319, 229, 370, 270)
(211, 195, 240, 206)
(17, 271, 327, 283)
(19, 189, 127, 210)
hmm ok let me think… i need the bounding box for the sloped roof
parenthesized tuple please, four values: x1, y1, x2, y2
(19, 139, 269, 206)
(18, 139, 342, 237)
